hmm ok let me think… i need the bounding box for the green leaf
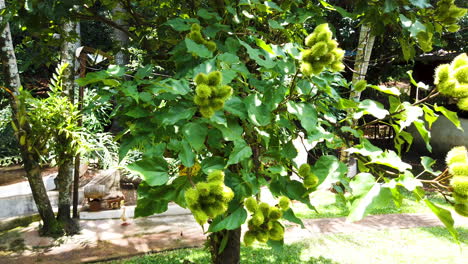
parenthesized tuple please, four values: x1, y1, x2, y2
(283, 208, 305, 228)
(434, 104, 462, 130)
(201, 156, 226, 174)
(367, 150, 412, 172)
(179, 140, 195, 167)
(182, 122, 208, 152)
(215, 118, 244, 141)
(422, 105, 439, 129)
(414, 120, 432, 152)
(245, 94, 272, 126)
(368, 85, 401, 96)
(134, 196, 170, 217)
(312, 155, 347, 189)
(149, 79, 191, 95)
(227, 140, 253, 165)
(347, 183, 393, 222)
(208, 207, 248, 232)
(397, 171, 423, 191)
(135, 65, 154, 79)
(424, 199, 459, 243)
(409, 0, 431, 9)
(420, 156, 442, 176)
(165, 18, 197, 31)
(224, 97, 247, 119)
(107, 65, 126, 77)
(158, 106, 197, 126)
(398, 103, 423, 131)
(255, 38, 274, 55)
(384, 0, 397, 13)
(185, 38, 213, 58)
(286, 101, 318, 135)
(350, 173, 375, 197)
(238, 39, 276, 68)
(354, 99, 389, 120)
(127, 158, 170, 186)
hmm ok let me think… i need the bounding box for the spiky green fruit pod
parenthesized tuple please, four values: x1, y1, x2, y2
(195, 84, 212, 98)
(454, 203, 468, 217)
(252, 211, 265, 226)
(185, 188, 200, 207)
(268, 207, 282, 221)
(303, 172, 319, 188)
(196, 182, 210, 196)
(452, 84, 468, 98)
(205, 195, 217, 204)
(244, 231, 257, 246)
(189, 31, 205, 44)
(247, 219, 256, 230)
(451, 176, 468, 196)
(199, 106, 215, 118)
(217, 85, 233, 99)
(255, 230, 269, 243)
(259, 202, 271, 217)
(210, 98, 225, 111)
(194, 96, 210, 106)
(195, 73, 209, 85)
(245, 197, 258, 213)
(453, 191, 468, 204)
(446, 146, 468, 166)
(309, 42, 329, 58)
(191, 23, 201, 32)
(205, 41, 217, 52)
(298, 163, 311, 177)
(207, 170, 224, 182)
(268, 221, 284, 241)
(457, 97, 468, 111)
(220, 185, 234, 202)
(278, 196, 291, 211)
(434, 64, 450, 85)
(354, 80, 367, 92)
(205, 201, 227, 218)
(208, 71, 222, 86)
(305, 33, 317, 47)
(454, 66, 468, 83)
(193, 209, 209, 225)
(449, 163, 468, 177)
(452, 53, 468, 69)
(330, 61, 345, 72)
(438, 80, 457, 95)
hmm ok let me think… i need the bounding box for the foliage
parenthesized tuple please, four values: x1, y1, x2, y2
(447, 146, 468, 217)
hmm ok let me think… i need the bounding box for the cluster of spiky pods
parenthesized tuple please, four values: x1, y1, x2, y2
(434, 53, 468, 111)
(193, 71, 233, 118)
(447, 146, 468, 217)
(298, 163, 319, 189)
(184, 170, 234, 225)
(300, 23, 345, 76)
(187, 23, 217, 52)
(243, 196, 291, 245)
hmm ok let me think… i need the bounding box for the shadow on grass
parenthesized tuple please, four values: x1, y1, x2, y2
(419, 226, 468, 245)
(111, 243, 341, 264)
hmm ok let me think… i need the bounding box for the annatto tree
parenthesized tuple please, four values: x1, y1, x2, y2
(76, 2, 467, 264)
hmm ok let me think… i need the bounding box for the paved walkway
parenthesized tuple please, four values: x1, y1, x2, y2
(1, 212, 467, 264)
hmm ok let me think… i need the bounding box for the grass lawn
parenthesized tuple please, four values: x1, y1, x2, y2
(293, 188, 449, 219)
(104, 226, 467, 264)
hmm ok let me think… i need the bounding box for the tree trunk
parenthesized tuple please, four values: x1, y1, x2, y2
(56, 20, 80, 234)
(0, 0, 62, 236)
(209, 228, 241, 264)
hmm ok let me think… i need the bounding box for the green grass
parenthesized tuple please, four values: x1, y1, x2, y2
(103, 226, 468, 264)
(293, 188, 449, 219)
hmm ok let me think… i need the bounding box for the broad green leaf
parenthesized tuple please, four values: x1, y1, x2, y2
(347, 184, 392, 222)
(346, 139, 383, 157)
(368, 85, 401, 96)
(424, 199, 459, 243)
(245, 94, 272, 126)
(422, 105, 439, 129)
(218, 53, 240, 64)
(312, 155, 347, 188)
(282, 208, 305, 228)
(227, 140, 253, 165)
(354, 99, 389, 120)
(434, 104, 462, 130)
(409, 0, 431, 8)
(165, 18, 197, 31)
(182, 122, 208, 152)
(286, 101, 318, 134)
(420, 156, 442, 176)
(179, 140, 195, 167)
(125, 107, 149, 118)
(349, 173, 375, 197)
(367, 150, 412, 172)
(185, 38, 213, 58)
(281, 141, 298, 159)
(384, 0, 397, 13)
(238, 39, 276, 68)
(414, 120, 432, 152)
(159, 106, 197, 126)
(149, 79, 191, 95)
(398, 103, 423, 131)
(215, 118, 244, 141)
(107, 65, 126, 77)
(135, 64, 154, 79)
(255, 38, 274, 54)
(134, 196, 169, 217)
(208, 207, 248, 232)
(127, 157, 169, 186)
(201, 156, 226, 174)
(224, 97, 247, 119)
(397, 171, 422, 191)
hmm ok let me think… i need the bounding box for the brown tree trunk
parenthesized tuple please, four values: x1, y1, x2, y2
(0, 0, 62, 236)
(209, 228, 241, 264)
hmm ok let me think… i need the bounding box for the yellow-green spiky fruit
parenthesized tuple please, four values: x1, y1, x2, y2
(217, 85, 233, 99)
(243, 231, 256, 246)
(457, 97, 468, 111)
(220, 185, 234, 202)
(454, 203, 468, 217)
(268, 207, 282, 220)
(208, 71, 222, 86)
(451, 176, 468, 196)
(210, 98, 225, 111)
(438, 80, 457, 95)
(252, 211, 265, 226)
(453, 192, 468, 204)
(268, 221, 284, 241)
(255, 230, 269, 243)
(194, 95, 210, 106)
(191, 23, 201, 32)
(208, 181, 223, 195)
(304, 172, 319, 188)
(207, 170, 224, 182)
(446, 146, 468, 166)
(196, 84, 212, 98)
(331, 49, 345, 61)
(205, 41, 217, 52)
(434, 64, 450, 85)
(259, 203, 270, 217)
(189, 31, 204, 44)
(300, 62, 313, 76)
(193, 209, 209, 225)
(298, 163, 311, 177)
(305, 33, 317, 47)
(449, 162, 468, 177)
(245, 197, 258, 213)
(330, 61, 345, 72)
(199, 106, 215, 118)
(185, 188, 199, 207)
(354, 80, 367, 92)
(196, 182, 210, 196)
(451, 53, 468, 70)
(454, 66, 468, 83)
(278, 196, 291, 211)
(309, 42, 329, 57)
(195, 73, 209, 85)
(205, 201, 227, 218)
(452, 84, 468, 98)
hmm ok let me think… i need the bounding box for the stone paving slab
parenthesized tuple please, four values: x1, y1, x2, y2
(1, 212, 467, 264)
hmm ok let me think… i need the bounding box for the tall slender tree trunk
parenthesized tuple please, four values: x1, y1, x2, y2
(209, 228, 241, 264)
(343, 24, 376, 177)
(0, 0, 62, 236)
(56, 20, 80, 234)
